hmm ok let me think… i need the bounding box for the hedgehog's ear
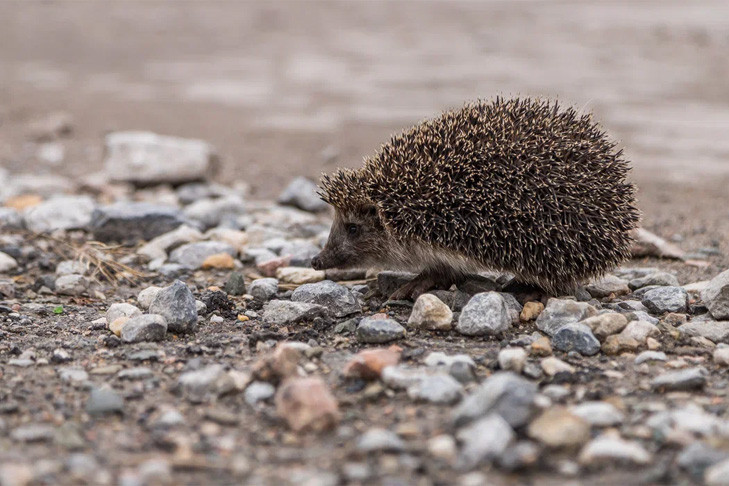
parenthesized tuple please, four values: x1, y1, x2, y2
(361, 204, 378, 219)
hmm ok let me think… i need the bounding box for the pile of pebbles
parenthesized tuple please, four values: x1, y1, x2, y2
(1, 130, 729, 485)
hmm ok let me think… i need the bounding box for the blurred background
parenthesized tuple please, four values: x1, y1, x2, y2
(1, 0, 728, 203)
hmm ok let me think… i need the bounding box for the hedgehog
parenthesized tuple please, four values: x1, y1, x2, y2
(311, 97, 640, 300)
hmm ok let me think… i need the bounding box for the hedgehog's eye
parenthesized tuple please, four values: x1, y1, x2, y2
(347, 224, 359, 236)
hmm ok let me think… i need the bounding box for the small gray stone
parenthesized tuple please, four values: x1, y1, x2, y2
(177, 364, 234, 402)
(153, 409, 186, 428)
(453, 372, 537, 428)
(54, 423, 86, 450)
(677, 442, 729, 479)
(424, 352, 476, 370)
(631, 285, 663, 299)
(407, 374, 463, 405)
(261, 300, 325, 325)
(86, 387, 124, 415)
(8, 358, 34, 367)
(291, 280, 361, 317)
(157, 263, 188, 279)
(620, 320, 660, 344)
(499, 292, 524, 324)
(456, 292, 511, 336)
(551, 323, 600, 355)
(66, 453, 98, 479)
(224, 272, 247, 296)
(0, 207, 22, 229)
(497, 440, 541, 471)
(706, 458, 729, 486)
(244, 381, 275, 406)
(586, 275, 630, 298)
(334, 318, 358, 335)
(629, 272, 680, 290)
(50, 348, 71, 363)
(457, 414, 515, 469)
(646, 405, 722, 438)
(580, 312, 628, 340)
(137, 458, 173, 485)
(127, 349, 162, 361)
(634, 351, 667, 364)
(356, 428, 405, 453)
(91, 202, 187, 243)
(578, 433, 652, 465)
(59, 367, 89, 383)
(536, 298, 597, 336)
(570, 402, 624, 427)
(176, 182, 236, 204)
(195, 299, 206, 315)
(106, 303, 142, 326)
(0, 251, 18, 273)
(679, 319, 729, 344)
(11, 423, 55, 442)
(138, 225, 203, 261)
(641, 286, 688, 314)
(497, 348, 527, 374)
(356, 316, 405, 344)
(249, 278, 278, 301)
(56, 260, 86, 276)
(55, 274, 89, 296)
(117, 367, 154, 380)
(278, 239, 321, 266)
(0, 278, 15, 298)
(104, 131, 216, 185)
(169, 241, 237, 269)
(243, 247, 278, 265)
(183, 195, 246, 229)
(542, 384, 570, 402)
(702, 269, 729, 320)
(23, 195, 96, 233)
(277, 176, 328, 213)
(36, 141, 65, 166)
(148, 280, 198, 333)
(381, 365, 432, 390)
(120, 314, 167, 343)
(137, 286, 162, 309)
(651, 367, 707, 392)
(425, 354, 476, 383)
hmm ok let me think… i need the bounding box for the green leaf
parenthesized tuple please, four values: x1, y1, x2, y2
(53, 306, 64, 315)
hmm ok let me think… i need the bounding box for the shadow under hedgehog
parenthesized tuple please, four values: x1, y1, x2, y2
(311, 97, 640, 301)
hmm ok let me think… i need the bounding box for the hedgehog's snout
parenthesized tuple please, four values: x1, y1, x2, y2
(311, 245, 349, 270)
(311, 253, 324, 270)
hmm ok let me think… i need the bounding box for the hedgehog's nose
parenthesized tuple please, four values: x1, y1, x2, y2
(311, 254, 323, 270)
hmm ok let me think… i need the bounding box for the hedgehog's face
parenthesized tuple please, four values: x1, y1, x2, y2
(311, 205, 386, 271)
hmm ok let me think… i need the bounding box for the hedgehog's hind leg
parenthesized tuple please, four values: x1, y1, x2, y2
(389, 266, 466, 301)
(501, 280, 551, 305)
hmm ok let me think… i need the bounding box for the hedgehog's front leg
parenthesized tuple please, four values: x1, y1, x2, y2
(389, 273, 439, 301)
(389, 266, 465, 301)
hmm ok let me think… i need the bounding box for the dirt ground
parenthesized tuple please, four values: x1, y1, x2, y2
(1, 1, 729, 485)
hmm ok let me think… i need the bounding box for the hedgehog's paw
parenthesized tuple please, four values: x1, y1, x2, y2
(389, 274, 439, 301)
